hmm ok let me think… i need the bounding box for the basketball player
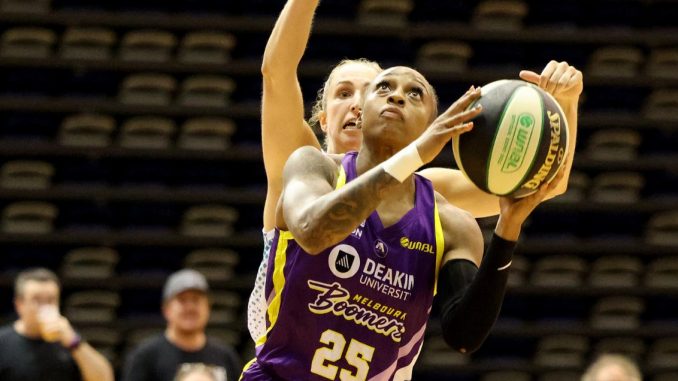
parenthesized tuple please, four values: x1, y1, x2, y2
(248, 0, 584, 343)
(240, 66, 561, 380)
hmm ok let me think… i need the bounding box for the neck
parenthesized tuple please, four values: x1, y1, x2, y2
(165, 327, 206, 351)
(355, 144, 400, 175)
(356, 146, 416, 199)
(14, 320, 40, 339)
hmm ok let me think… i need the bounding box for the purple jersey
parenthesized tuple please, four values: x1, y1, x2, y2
(242, 152, 444, 381)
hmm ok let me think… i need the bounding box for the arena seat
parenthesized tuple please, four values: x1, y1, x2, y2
(589, 172, 645, 203)
(178, 117, 235, 151)
(178, 31, 236, 64)
(178, 75, 236, 108)
(58, 114, 116, 147)
(588, 255, 643, 288)
(1, 201, 58, 234)
(0, 27, 55, 58)
(119, 116, 176, 149)
(60, 27, 117, 61)
(0, 160, 54, 189)
(118, 73, 177, 106)
(119, 29, 176, 63)
(60, 247, 119, 280)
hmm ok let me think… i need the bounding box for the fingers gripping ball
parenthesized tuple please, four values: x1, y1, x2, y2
(452, 80, 569, 198)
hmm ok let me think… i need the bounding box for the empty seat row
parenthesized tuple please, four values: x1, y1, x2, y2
(0, 114, 236, 152)
(1, 27, 236, 64)
(483, 372, 678, 381)
(510, 253, 678, 289)
(60, 246, 239, 283)
(535, 335, 678, 371)
(422, 334, 678, 373)
(587, 45, 678, 79)
(479, 207, 678, 246)
(59, 114, 235, 150)
(0, 201, 239, 237)
(117, 73, 236, 107)
(554, 171, 646, 203)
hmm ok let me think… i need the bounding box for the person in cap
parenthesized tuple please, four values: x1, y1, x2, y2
(122, 269, 241, 381)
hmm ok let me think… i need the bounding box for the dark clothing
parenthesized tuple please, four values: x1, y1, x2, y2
(122, 334, 241, 381)
(0, 324, 82, 381)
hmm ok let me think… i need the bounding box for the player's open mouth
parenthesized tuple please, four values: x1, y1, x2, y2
(343, 119, 360, 130)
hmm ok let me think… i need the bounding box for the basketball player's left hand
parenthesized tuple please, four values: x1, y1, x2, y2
(519, 60, 583, 104)
(495, 158, 567, 240)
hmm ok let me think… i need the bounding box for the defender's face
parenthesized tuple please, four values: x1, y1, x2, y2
(321, 62, 380, 153)
(360, 67, 436, 148)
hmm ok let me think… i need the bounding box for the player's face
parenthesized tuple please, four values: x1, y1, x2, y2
(15, 280, 60, 329)
(163, 290, 210, 334)
(321, 62, 380, 154)
(360, 67, 436, 148)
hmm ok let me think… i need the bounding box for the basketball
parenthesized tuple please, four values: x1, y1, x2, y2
(452, 80, 569, 198)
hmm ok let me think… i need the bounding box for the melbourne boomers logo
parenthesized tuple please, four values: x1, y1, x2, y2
(328, 244, 361, 279)
(307, 280, 405, 342)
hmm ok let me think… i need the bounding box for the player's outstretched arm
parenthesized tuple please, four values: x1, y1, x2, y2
(420, 60, 582, 218)
(262, 0, 322, 231)
(436, 167, 564, 353)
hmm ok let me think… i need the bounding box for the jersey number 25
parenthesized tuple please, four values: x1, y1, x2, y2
(311, 329, 375, 381)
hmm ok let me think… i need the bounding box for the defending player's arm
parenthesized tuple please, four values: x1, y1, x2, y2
(261, 0, 322, 231)
(519, 60, 581, 197)
(419, 60, 582, 218)
(435, 169, 564, 354)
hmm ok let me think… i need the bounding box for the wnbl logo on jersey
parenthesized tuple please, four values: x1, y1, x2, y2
(328, 244, 360, 279)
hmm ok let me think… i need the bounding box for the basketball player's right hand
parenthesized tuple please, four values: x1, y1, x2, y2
(415, 86, 482, 164)
(495, 156, 568, 241)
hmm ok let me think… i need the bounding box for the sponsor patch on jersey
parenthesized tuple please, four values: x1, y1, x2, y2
(399, 236, 434, 254)
(328, 244, 361, 279)
(373, 239, 388, 258)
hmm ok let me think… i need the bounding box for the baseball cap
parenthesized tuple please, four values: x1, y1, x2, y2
(162, 269, 209, 302)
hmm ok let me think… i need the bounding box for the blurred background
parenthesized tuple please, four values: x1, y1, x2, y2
(0, 0, 677, 380)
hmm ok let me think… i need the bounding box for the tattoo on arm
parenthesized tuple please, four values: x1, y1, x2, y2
(301, 167, 400, 251)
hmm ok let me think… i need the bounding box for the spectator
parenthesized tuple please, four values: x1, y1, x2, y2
(0, 267, 114, 381)
(582, 354, 643, 381)
(123, 269, 241, 381)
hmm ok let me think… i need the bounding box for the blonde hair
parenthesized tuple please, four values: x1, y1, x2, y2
(581, 354, 642, 381)
(308, 58, 382, 148)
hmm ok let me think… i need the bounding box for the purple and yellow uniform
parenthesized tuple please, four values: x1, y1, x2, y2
(242, 152, 444, 381)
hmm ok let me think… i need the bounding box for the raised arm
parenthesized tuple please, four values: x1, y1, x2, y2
(435, 168, 564, 354)
(45, 315, 114, 381)
(262, 0, 323, 231)
(420, 60, 582, 218)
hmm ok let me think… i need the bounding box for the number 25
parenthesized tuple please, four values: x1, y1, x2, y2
(311, 329, 375, 381)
